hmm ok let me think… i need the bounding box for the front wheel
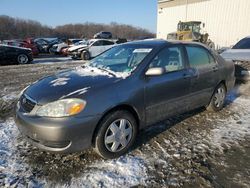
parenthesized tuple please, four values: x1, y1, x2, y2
(17, 54, 29, 64)
(94, 110, 138, 159)
(81, 51, 90, 60)
(207, 83, 226, 112)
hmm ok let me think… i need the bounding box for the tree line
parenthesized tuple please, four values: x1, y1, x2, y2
(0, 15, 155, 40)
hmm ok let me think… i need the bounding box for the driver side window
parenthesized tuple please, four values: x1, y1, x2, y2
(149, 46, 184, 73)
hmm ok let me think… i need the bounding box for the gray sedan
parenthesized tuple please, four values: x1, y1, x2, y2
(15, 40, 235, 159)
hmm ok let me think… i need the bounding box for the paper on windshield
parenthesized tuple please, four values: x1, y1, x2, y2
(133, 48, 152, 53)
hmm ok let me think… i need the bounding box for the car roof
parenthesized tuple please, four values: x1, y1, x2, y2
(124, 39, 208, 48)
(89, 39, 113, 42)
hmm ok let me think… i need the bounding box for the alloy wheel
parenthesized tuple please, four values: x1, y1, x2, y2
(18, 54, 29, 64)
(104, 119, 133, 152)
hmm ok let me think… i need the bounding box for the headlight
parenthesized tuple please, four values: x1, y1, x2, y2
(234, 61, 243, 65)
(36, 98, 86, 117)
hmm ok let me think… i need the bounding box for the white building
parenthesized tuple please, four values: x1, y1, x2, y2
(157, 0, 250, 48)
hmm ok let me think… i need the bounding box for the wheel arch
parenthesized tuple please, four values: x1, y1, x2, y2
(91, 104, 140, 146)
(207, 80, 227, 106)
(80, 49, 91, 60)
(218, 80, 227, 92)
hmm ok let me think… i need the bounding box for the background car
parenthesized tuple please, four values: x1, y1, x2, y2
(221, 36, 250, 80)
(15, 40, 235, 159)
(2, 38, 39, 56)
(20, 38, 39, 56)
(61, 40, 87, 56)
(0, 44, 33, 65)
(68, 39, 115, 60)
(34, 38, 50, 53)
(47, 38, 65, 54)
(94, 31, 112, 39)
(115, 38, 128, 44)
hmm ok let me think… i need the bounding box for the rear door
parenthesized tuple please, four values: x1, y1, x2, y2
(145, 45, 192, 125)
(185, 45, 219, 109)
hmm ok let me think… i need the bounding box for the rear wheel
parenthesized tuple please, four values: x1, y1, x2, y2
(207, 83, 226, 112)
(17, 54, 29, 64)
(81, 51, 90, 60)
(94, 110, 138, 159)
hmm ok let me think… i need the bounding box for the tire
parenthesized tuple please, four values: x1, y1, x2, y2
(17, 54, 29, 64)
(94, 110, 138, 159)
(207, 83, 226, 112)
(81, 51, 90, 60)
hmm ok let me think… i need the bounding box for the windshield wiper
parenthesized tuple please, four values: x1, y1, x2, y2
(82, 64, 117, 77)
(96, 66, 117, 77)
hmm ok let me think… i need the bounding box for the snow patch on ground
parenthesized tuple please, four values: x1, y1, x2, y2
(0, 118, 147, 187)
(210, 94, 250, 150)
(0, 118, 46, 187)
(67, 156, 147, 188)
(1, 92, 19, 102)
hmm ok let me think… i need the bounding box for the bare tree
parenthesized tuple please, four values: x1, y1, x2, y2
(0, 15, 155, 40)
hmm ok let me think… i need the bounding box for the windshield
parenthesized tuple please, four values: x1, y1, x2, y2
(88, 45, 153, 74)
(178, 22, 201, 33)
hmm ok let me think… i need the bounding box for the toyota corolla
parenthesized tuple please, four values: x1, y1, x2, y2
(15, 40, 235, 159)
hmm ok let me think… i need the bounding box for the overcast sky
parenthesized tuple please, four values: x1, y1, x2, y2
(0, 0, 157, 32)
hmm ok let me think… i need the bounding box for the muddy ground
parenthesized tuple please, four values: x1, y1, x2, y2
(0, 56, 250, 188)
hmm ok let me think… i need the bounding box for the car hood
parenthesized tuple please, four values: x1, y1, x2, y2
(221, 49, 250, 61)
(25, 66, 125, 104)
(68, 44, 88, 52)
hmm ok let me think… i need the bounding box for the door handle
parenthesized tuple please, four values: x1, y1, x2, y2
(212, 66, 218, 72)
(183, 73, 192, 79)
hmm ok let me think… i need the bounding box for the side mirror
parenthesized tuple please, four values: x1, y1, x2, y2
(145, 67, 165, 76)
(202, 23, 205, 28)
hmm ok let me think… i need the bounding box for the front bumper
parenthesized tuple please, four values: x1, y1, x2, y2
(15, 109, 101, 153)
(68, 51, 81, 59)
(234, 61, 250, 81)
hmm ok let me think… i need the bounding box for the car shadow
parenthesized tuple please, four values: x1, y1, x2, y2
(131, 107, 206, 152)
(131, 82, 247, 152)
(224, 81, 247, 107)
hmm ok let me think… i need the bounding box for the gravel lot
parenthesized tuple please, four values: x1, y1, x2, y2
(0, 56, 250, 187)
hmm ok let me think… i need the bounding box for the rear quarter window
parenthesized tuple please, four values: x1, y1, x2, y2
(186, 46, 213, 68)
(103, 41, 114, 45)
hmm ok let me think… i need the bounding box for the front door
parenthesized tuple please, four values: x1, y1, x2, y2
(145, 46, 191, 125)
(89, 40, 104, 57)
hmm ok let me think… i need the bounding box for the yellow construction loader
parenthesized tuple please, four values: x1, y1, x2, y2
(167, 21, 215, 49)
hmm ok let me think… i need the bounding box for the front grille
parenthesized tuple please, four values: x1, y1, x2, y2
(20, 94, 36, 112)
(234, 60, 250, 70)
